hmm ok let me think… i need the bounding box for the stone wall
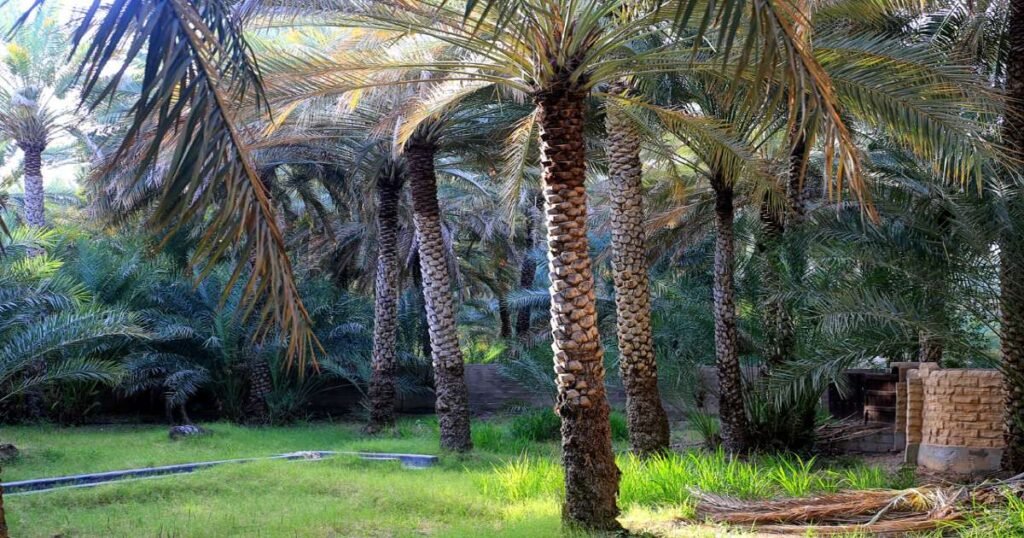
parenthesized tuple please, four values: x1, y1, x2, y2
(902, 366, 1006, 474)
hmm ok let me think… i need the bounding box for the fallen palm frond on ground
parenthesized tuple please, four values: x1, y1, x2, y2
(689, 473, 1024, 535)
(814, 420, 894, 455)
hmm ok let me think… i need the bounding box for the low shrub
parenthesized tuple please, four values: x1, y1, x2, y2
(686, 409, 721, 449)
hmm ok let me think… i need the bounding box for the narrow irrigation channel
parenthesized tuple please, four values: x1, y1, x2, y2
(4, 451, 439, 495)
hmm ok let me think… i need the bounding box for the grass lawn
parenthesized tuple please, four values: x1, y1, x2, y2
(0, 418, 1004, 537)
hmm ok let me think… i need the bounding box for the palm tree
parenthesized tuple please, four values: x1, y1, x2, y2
(514, 192, 543, 337)
(276, 0, 867, 525)
(0, 9, 74, 228)
(366, 160, 405, 433)
(604, 83, 671, 455)
(10, 0, 319, 369)
(1001, 0, 1024, 472)
(402, 130, 473, 451)
(256, 26, 539, 447)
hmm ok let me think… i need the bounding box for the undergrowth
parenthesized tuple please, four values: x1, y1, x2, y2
(487, 448, 909, 510)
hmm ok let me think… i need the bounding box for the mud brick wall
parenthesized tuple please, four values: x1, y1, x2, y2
(906, 371, 924, 445)
(920, 369, 1004, 449)
(893, 362, 925, 447)
(916, 368, 1005, 474)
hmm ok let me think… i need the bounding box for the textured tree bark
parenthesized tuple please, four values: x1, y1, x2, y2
(18, 142, 45, 228)
(1001, 235, 1024, 471)
(918, 331, 944, 363)
(366, 167, 404, 434)
(19, 143, 46, 417)
(710, 173, 750, 454)
(515, 196, 541, 337)
(1002, 0, 1024, 473)
(758, 197, 788, 373)
(536, 87, 621, 531)
(515, 255, 536, 336)
(244, 356, 273, 424)
(498, 289, 513, 338)
(406, 138, 473, 453)
(762, 117, 810, 368)
(604, 91, 671, 456)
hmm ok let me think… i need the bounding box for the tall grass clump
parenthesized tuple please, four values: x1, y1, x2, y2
(764, 454, 816, 497)
(471, 421, 514, 453)
(618, 452, 695, 506)
(483, 455, 563, 502)
(948, 491, 1024, 537)
(618, 450, 909, 508)
(837, 465, 889, 490)
(483, 446, 908, 509)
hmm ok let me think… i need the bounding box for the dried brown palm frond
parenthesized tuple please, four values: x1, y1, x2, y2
(689, 474, 1024, 536)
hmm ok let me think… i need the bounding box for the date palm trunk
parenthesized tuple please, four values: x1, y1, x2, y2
(918, 331, 943, 363)
(515, 254, 536, 336)
(515, 195, 541, 337)
(758, 201, 789, 372)
(536, 86, 621, 531)
(1002, 0, 1024, 473)
(406, 137, 473, 453)
(498, 288, 512, 338)
(367, 168, 404, 434)
(762, 0, 811, 374)
(18, 141, 45, 228)
(711, 173, 750, 454)
(605, 91, 671, 456)
(244, 357, 273, 424)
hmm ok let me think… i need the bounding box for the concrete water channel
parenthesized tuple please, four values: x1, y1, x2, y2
(4, 451, 439, 495)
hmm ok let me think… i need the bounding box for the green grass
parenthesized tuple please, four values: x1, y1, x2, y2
(1, 420, 449, 481)
(0, 419, 919, 537)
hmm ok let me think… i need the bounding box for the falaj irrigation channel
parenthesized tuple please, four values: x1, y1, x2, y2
(2, 452, 439, 495)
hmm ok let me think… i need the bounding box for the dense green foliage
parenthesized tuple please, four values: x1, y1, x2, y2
(0, 0, 1013, 441)
(0, 0, 1022, 533)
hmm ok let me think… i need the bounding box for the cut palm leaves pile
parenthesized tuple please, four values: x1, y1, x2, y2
(815, 420, 895, 455)
(688, 473, 1024, 535)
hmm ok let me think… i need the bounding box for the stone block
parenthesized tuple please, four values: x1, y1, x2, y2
(918, 444, 1003, 475)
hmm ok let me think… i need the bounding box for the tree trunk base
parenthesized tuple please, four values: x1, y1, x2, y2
(623, 387, 671, 456)
(560, 402, 622, 531)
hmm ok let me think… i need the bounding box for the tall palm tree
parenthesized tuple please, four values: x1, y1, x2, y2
(1001, 0, 1024, 472)
(10, 0, 320, 369)
(0, 9, 75, 228)
(255, 22, 539, 447)
(403, 129, 473, 451)
(604, 83, 671, 455)
(276, 0, 864, 526)
(514, 192, 543, 337)
(366, 161, 405, 433)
